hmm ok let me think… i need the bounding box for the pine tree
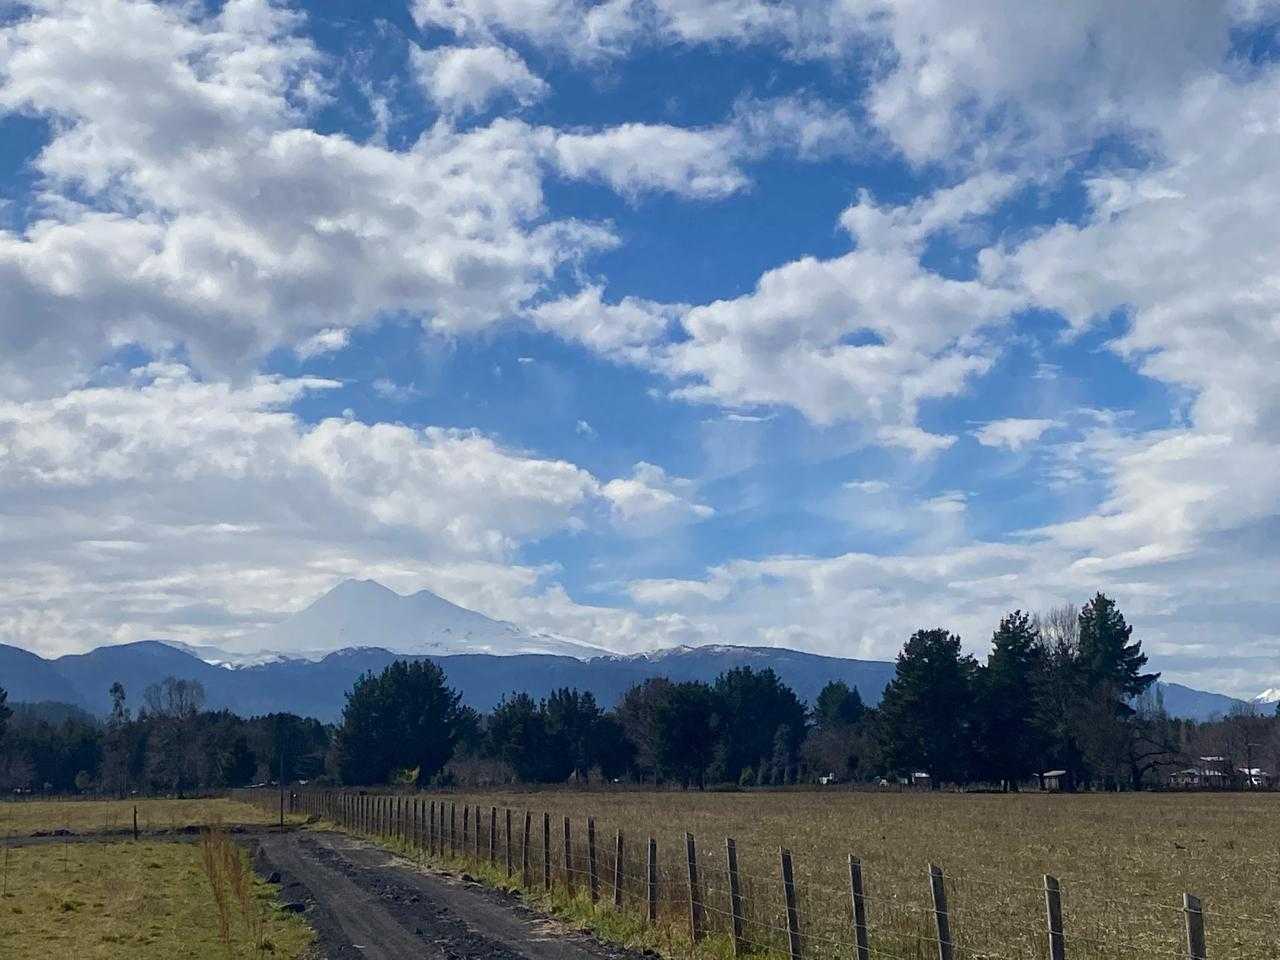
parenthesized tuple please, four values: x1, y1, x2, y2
(977, 611, 1045, 788)
(877, 629, 978, 785)
(1077, 593, 1159, 700)
(814, 681, 865, 727)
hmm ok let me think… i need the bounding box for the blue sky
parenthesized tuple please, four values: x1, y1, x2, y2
(1, 0, 1278, 696)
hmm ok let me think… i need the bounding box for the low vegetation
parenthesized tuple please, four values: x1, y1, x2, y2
(0, 797, 302, 837)
(0, 838, 313, 959)
(299, 786, 1280, 960)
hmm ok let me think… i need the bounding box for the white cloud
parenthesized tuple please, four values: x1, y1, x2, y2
(973, 418, 1058, 451)
(410, 43, 548, 116)
(0, 364, 660, 655)
(0, 0, 613, 395)
(295, 328, 350, 360)
(410, 0, 792, 59)
(601, 462, 714, 534)
(652, 175, 1023, 429)
(575, 419, 597, 439)
(529, 285, 678, 361)
(371, 379, 425, 403)
(550, 123, 749, 200)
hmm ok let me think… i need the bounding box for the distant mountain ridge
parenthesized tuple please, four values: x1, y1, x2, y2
(0, 640, 898, 722)
(216, 578, 605, 663)
(0, 638, 1253, 725)
(0, 579, 1258, 724)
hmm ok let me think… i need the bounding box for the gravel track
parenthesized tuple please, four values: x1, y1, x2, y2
(252, 831, 653, 960)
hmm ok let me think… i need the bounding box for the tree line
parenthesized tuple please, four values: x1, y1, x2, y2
(0, 677, 327, 795)
(4, 592, 1279, 794)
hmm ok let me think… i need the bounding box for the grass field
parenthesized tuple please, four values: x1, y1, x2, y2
(0, 838, 314, 959)
(315, 787, 1280, 960)
(0, 797, 305, 837)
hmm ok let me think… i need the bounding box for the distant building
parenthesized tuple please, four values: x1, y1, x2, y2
(1040, 770, 1067, 792)
(1170, 757, 1231, 789)
(1238, 767, 1272, 788)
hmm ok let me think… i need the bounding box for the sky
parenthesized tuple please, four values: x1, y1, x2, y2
(1, 0, 1278, 696)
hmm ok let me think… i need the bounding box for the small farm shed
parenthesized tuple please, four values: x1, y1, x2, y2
(1040, 769, 1067, 791)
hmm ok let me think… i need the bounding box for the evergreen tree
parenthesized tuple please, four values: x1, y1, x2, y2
(0, 686, 10, 743)
(1078, 593, 1159, 700)
(335, 660, 463, 786)
(544, 688, 603, 781)
(813, 681, 865, 727)
(652, 681, 718, 788)
(976, 611, 1045, 788)
(711, 667, 807, 783)
(877, 629, 978, 785)
(487, 692, 550, 781)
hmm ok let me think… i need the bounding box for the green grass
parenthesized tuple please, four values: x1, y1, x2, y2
(0, 798, 306, 838)
(0, 839, 314, 959)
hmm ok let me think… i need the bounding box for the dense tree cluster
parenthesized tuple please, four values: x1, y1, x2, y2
(0, 678, 327, 795)
(4, 592, 1278, 794)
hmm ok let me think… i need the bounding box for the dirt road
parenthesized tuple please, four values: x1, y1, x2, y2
(253, 831, 650, 960)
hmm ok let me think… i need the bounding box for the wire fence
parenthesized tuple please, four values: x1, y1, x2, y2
(235, 788, 1269, 960)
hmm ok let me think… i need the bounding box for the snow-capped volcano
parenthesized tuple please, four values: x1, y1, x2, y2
(216, 579, 605, 663)
(1253, 688, 1280, 706)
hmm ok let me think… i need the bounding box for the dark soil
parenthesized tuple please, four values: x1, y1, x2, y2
(251, 831, 652, 960)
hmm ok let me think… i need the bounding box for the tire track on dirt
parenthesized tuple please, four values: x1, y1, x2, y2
(253, 831, 651, 960)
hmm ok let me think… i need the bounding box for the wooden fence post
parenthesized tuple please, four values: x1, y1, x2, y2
(929, 864, 953, 960)
(463, 805, 470, 857)
(780, 848, 802, 960)
(646, 837, 658, 923)
(490, 807, 498, 866)
(588, 818, 600, 903)
(475, 805, 482, 860)
(522, 811, 532, 887)
(686, 833, 703, 940)
(543, 812, 552, 890)
(613, 830, 625, 908)
(726, 837, 746, 957)
(563, 817, 574, 894)
(429, 800, 436, 855)
(506, 809, 514, 878)
(1184, 893, 1207, 960)
(849, 856, 870, 960)
(1044, 875, 1065, 960)
(450, 802, 457, 857)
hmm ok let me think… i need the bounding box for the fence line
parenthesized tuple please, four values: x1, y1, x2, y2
(240, 787, 1246, 960)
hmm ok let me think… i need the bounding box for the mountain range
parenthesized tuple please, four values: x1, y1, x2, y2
(0, 579, 1265, 723)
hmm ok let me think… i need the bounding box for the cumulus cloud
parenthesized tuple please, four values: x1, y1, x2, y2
(295, 328, 351, 360)
(651, 175, 1023, 430)
(0, 364, 703, 654)
(0, 0, 612, 394)
(973, 418, 1059, 451)
(529, 285, 678, 361)
(549, 123, 749, 200)
(601, 462, 714, 535)
(410, 43, 548, 115)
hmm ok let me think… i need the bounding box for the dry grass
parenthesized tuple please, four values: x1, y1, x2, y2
(0, 839, 314, 959)
(322, 788, 1280, 960)
(0, 797, 306, 837)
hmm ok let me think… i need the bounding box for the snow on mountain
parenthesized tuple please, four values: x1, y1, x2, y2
(222, 579, 606, 662)
(1253, 688, 1280, 705)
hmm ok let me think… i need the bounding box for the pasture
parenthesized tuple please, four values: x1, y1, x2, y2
(0, 836, 314, 959)
(302, 787, 1280, 960)
(0, 796, 302, 838)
